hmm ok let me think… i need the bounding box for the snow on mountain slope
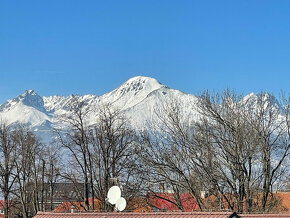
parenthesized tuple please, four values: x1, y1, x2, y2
(100, 76, 164, 110)
(122, 85, 200, 129)
(0, 90, 51, 127)
(0, 90, 46, 113)
(240, 92, 282, 110)
(0, 76, 284, 142)
(0, 102, 50, 127)
(43, 76, 171, 129)
(43, 94, 100, 113)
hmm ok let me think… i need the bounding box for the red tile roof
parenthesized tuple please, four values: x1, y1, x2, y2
(34, 211, 232, 218)
(242, 215, 290, 217)
(53, 197, 152, 213)
(146, 192, 290, 214)
(147, 193, 198, 211)
(276, 192, 290, 213)
(53, 199, 101, 212)
(33, 212, 290, 218)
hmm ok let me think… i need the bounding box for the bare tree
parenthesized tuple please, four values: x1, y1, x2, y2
(89, 103, 140, 211)
(137, 99, 205, 211)
(137, 90, 289, 213)
(55, 98, 140, 212)
(197, 90, 261, 212)
(196, 90, 290, 213)
(55, 98, 91, 210)
(13, 125, 42, 218)
(0, 122, 17, 218)
(250, 93, 290, 211)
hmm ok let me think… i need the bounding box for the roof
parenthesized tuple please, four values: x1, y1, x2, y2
(34, 211, 233, 218)
(53, 198, 101, 212)
(51, 192, 290, 214)
(148, 192, 290, 214)
(33, 212, 290, 218)
(276, 192, 290, 213)
(242, 215, 290, 217)
(0, 199, 17, 210)
(147, 193, 198, 212)
(53, 198, 152, 213)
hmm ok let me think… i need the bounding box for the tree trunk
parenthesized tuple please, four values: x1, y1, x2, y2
(41, 159, 45, 211)
(4, 191, 9, 218)
(262, 147, 271, 210)
(50, 162, 54, 211)
(83, 163, 90, 211)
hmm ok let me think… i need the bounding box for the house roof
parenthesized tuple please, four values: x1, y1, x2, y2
(34, 211, 233, 218)
(147, 193, 198, 212)
(53, 198, 101, 212)
(276, 192, 290, 212)
(241, 215, 290, 217)
(53, 198, 152, 213)
(33, 212, 290, 218)
(148, 192, 290, 214)
(51, 192, 290, 214)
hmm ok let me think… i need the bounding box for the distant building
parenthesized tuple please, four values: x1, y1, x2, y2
(39, 182, 84, 211)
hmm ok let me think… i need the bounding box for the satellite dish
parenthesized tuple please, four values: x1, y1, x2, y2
(115, 197, 126, 211)
(107, 186, 121, 204)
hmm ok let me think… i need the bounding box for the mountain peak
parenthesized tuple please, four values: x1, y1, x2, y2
(240, 92, 281, 110)
(22, 89, 37, 96)
(118, 76, 163, 94)
(125, 76, 162, 85)
(101, 76, 165, 109)
(21, 90, 44, 108)
(0, 89, 46, 113)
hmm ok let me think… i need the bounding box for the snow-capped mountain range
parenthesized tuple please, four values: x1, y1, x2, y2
(0, 76, 281, 143)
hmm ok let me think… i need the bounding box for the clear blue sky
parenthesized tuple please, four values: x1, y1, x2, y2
(1, 0, 290, 103)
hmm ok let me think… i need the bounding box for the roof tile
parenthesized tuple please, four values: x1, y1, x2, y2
(34, 212, 290, 218)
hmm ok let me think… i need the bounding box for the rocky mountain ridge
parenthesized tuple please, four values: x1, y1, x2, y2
(0, 76, 282, 143)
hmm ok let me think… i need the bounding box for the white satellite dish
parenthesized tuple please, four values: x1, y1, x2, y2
(107, 186, 121, 204)
(115, 197, 127, 211)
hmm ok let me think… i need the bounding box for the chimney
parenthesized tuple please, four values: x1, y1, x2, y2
(201, 190, 208, 199)
(159, 183, 165, 192)
(71, 205, 75, 213)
